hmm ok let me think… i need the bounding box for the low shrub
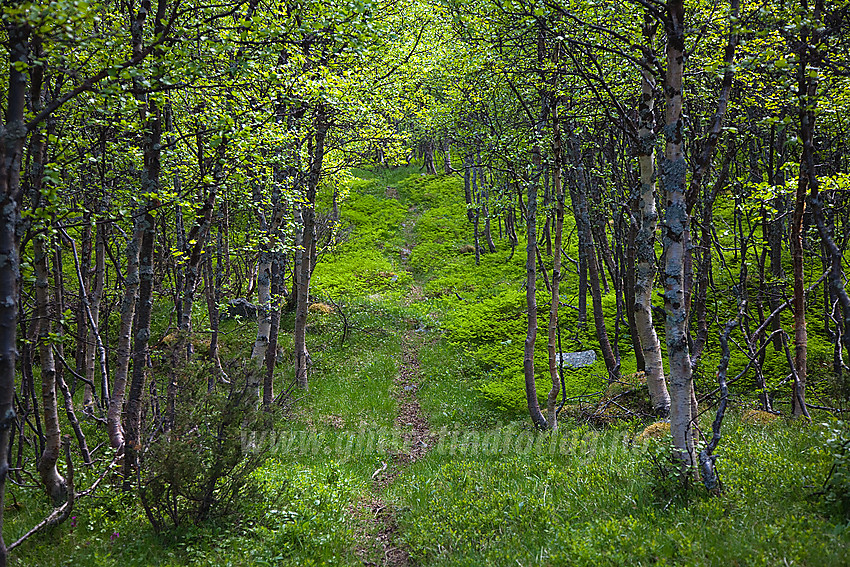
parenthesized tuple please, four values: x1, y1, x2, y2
(140, 362, 272, 532)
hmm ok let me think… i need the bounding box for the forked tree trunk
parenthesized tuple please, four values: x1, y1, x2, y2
(442, 139, 453, 174)
(422, 139, 437, 175)
(252, 188, 285, 398)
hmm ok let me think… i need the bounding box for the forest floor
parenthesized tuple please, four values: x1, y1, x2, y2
(9, 166, 850, 566)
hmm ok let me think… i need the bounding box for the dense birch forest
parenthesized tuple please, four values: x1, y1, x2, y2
(2, 0, 850, 564)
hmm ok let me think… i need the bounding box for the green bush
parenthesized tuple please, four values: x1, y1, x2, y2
(140, 362, 271, 532)
(822, 420, 850, 518)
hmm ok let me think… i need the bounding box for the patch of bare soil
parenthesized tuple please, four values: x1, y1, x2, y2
(352, 330, 433, 566)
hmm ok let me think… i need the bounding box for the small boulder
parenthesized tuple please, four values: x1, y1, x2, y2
(555, 350, 597, 369)
(225, 298, 258, 320)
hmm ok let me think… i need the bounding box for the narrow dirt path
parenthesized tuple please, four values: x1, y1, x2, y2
(352, 329, 434, 566)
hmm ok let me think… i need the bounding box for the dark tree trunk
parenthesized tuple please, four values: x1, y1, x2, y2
(263, 254, 283, 407)
(295, 107, 328, 390)
(568, 132, 618, 381)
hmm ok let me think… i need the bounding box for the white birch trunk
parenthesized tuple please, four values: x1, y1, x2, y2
(634, 21, 670, 415)
(107, 209, 144, 450)
(662, 0, 695, 468)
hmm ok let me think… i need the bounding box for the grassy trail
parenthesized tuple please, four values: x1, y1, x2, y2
(349, 182, 435, 567)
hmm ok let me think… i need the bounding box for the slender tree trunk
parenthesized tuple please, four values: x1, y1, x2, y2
(800, 3, 850, 407)
(251, 249, 273, 376)
(123, 0, 166, 483)
(624, 202, 644, 372)
(295, 108, 328, 390)
(90, 217, 107, 408)
(634, 16, 670, 414)
(791, 49, 810, 418)
(179, 137, 220, 361)
(124, 203, 157, 480)
(204, 217, 226, 386)
(0, 22, 30, 565)
(472, 165, 481, 265)
(692, 148, 733, 364)
(685, 0, 740, 368)
(52, 244, 91, 464)
(34, 237, 67, 506)
(569, 132, 618, 381)
(524, 173, 546, 429)
(263, 254, 282, 407)
(79, 223, 95, 411)
(481, 166, 497, 254)
(662, 0, 695, 468)
(463, 156, 474, 222)
(546, 103, 565, 429)
(108, 210, 144, 450)
(767, 126, 786, 351)
(524, 50, 549, 430)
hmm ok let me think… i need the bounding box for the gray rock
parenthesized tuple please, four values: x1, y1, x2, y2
(555, 350, 597, 369)
(225, 298, 258, 320)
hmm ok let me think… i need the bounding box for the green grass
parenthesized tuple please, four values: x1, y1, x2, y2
(11, 165, 850, 566)
(388, 413, 849, 566)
